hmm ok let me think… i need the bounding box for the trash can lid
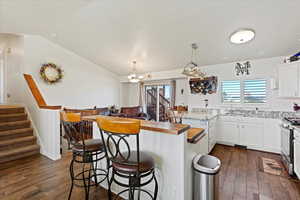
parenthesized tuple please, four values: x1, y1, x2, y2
(193, 154, 221, 175)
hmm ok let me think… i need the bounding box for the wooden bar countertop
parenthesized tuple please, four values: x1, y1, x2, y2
(83, 115, 190, 135)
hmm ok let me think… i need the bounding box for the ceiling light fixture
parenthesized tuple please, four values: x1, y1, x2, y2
(182, 43, 206, 78)
(230, 29, 255, 44)
(128, 61, 144, 83)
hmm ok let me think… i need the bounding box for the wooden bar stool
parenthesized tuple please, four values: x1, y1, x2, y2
(96, 117, 158, 200)
(61, 112, 109, 200)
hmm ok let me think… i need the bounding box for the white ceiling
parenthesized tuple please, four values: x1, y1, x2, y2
(0, 0, 300, 75)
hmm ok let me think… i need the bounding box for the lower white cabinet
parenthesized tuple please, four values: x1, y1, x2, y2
(217, 121, 239, 144)
(263, 119, 281, 153)
(217, 116, 281, 153)
(239, 123, 264, 149)
(294, 130, 300, 178)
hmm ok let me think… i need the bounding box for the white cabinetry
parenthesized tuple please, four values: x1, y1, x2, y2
(218, 116, 280, 153)
(217, 121, 239, 144)
(278, 62, 300, 97)
(294, 130, 300, 179)
(239, 122, 264, 149)
(263, 119, 281, 153)
(208, 118, 217, 152)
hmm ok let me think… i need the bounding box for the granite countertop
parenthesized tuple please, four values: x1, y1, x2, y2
(181, 112, 218, 121)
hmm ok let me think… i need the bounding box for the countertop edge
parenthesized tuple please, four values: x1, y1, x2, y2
(83, 115, 190, 135)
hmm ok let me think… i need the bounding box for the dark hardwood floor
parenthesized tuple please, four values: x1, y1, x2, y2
(0, 152, 110, 200)
(211, 144, 300, 200)
(0, 145, 299, 200)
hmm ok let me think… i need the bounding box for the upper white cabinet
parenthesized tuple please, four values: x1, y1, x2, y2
(278, 62, 300, 97)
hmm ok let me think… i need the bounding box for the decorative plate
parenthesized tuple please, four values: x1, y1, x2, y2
(40, 63, 63, 84)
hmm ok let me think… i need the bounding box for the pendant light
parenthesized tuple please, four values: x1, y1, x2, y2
(128, 61, 144, 83)
(182, 43, 206, 78)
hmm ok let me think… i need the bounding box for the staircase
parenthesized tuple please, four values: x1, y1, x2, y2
(146, 88, 170, 121)
(0, 105, 40, 164)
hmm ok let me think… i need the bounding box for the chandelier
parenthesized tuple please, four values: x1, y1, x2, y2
(182, 43, 206, 78)
(128, 61, 144, 83)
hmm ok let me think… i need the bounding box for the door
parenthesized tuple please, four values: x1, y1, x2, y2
(278, 63, 299, 97)
(239, 122, 264, 149)
(145, 84, 172, 121)
(217, 121, 239, 144)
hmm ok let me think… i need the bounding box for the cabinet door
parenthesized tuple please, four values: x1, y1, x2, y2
(239, 123, 264, 149)
(263, 119, 281, 153)
(217, 121, 239, 144)
(294, 139, 300, 179)
(278, 63, 299, 97)
(208, 118, 217, 151)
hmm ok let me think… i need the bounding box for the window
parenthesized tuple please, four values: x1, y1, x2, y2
(221, 80, 241, 103)
(243, 80, 266, 103)
(221, 79, 267, 104)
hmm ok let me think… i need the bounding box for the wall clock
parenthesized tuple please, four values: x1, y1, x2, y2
(40, 63, 63, 84)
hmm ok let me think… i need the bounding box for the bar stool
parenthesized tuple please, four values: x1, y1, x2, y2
(61, 112, 109, 200)
(96, 117, 158, 200)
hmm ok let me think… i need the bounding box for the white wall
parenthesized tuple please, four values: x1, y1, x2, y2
(2, 34, 122, 160)
(121, 56, 300, 111)
(22, 35, 121, 108)
(120, 82, 139, 107)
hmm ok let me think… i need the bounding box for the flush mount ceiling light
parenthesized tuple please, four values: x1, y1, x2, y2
(128, 61, 144, 83)
(230, 29, 255, 44)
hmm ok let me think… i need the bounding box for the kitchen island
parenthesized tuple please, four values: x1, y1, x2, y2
(83, 115, 208, 200)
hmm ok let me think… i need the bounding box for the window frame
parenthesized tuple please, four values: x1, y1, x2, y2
(220, 78, 268, 105)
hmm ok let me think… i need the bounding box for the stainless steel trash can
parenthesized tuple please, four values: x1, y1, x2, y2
(193, 154, 221, 200)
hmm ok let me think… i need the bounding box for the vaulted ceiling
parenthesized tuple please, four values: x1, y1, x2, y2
(0, 0, 299, 75)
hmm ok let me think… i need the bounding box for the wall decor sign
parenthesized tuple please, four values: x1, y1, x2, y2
(40, 62, 64, 84)
(189, 76, 218, 95)
(235, 61, 251, 76)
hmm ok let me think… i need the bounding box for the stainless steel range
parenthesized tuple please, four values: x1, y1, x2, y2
(281, 117, 297, 175)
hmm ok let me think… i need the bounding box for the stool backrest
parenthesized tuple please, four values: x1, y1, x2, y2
(96, 117, 141, 168)
(60, 111, 87, 147)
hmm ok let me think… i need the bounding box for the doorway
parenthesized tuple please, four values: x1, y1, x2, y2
(0, 51, 5, 104)
(145, 84, 173, 122)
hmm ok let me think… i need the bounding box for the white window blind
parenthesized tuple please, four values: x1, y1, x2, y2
(243, 79, 267, 103)
(221, 80, 241, 103)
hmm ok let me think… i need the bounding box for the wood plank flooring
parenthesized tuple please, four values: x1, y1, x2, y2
(0, 144, 300, 200)
(211, 144, 300, 200)
(0, 153, 110, 200)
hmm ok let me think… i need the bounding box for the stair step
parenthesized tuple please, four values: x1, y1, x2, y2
(0, 144, 40, 164)
(0, 106, 25, 114)
(0, 113, 27, 122)
(0, 120, 31, 131)
(0, 136, 36, 151)
(0, 128, 34, 140)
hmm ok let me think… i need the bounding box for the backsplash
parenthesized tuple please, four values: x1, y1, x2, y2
(191, 107, 300, 119)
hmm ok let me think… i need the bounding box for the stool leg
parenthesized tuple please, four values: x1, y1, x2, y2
(153, 171, 158, 200)
(108, 169, 114, 200)
(68, 157, 75, 200)
(82, 163, 90, 200)
(91, 153, 98, 186)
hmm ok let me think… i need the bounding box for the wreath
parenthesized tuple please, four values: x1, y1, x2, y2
(40, 63, 64, 84)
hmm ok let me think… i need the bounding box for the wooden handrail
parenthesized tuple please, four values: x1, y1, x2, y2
(23, 74, 61, 110)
